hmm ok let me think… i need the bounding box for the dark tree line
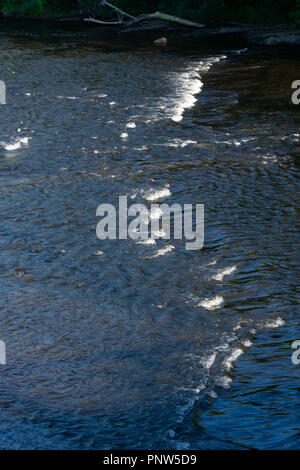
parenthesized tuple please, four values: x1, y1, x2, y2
(0, 0, 299, 25)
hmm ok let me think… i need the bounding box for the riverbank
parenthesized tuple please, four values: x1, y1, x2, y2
(1, 17, 300, 49)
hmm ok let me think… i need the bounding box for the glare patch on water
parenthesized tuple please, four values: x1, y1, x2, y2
(171, 74, 203, 123)
(264, 317, 285, 328)
(223, 348, 244, 371)
(147, 244, 175, 258)
(197, 295, 224, 310)
(126, 122, 136, 129)
(161, 139, 198, 148)
(144, 186, 171, 202)
(136, 239, 156, 246)
(132, 146, 148, 152)
(262, 153, 278, 164)
(216, 137, 255, 146)
(200, 352, 217, 369)
(212, 265, 237, 281)
(203, 259, 218, 268)
(166, 56, 226, 123)
(216, 375, 232, 389)
(241, 338, 253, 348)
(120, 122, 136, 139)
(56, 95, 78, 100)
(0, 137, 30, 152)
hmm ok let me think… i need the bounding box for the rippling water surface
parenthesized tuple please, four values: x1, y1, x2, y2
(0, 29, 299, 449)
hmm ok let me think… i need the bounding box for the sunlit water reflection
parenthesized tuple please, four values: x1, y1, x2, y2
(0, 31, 299, 449)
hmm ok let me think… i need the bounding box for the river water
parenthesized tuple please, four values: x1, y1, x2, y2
(0, 28, 299, 449)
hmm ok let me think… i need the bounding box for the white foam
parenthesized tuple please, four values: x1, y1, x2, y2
(168, 56, 226, 123)
(216, 376, 232, 389)
(212, 265, 237, 281)
(171, 76, 203, 122)
(163, 139, 197, 148)
(120, 132, 128, 139)
(126, 122, 136, 129)
(200, 352, 216, 369)
(223, 348, 244, 371)
(148, 244, 175, 258)
(136, 239, 156, 246)
(1, 137, 30, 151)
(265, 317, 285, 328)
(204, 259, 218, 267)
(145, 186, 171, 202)
(241, 339, 252, 348)
(197, 295, 224, 311)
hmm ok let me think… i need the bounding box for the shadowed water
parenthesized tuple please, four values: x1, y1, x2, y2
(0, 30, 299, 449)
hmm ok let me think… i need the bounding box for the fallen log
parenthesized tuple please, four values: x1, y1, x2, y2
(149, 11, 204, 28)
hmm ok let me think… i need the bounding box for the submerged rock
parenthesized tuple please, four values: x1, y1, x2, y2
(154, 37, 168, 45)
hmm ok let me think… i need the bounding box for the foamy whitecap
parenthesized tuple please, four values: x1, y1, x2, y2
(197, 295, 224, 311)
(200, 352, 216, 369)
(166, 56, 226, 123)
(145, 186, 171, 202)
(216, 376, 232, 389)
(171, 77, 203, 122)
(1, 137, 30, 151)
(212, 265, 237, 281)
(120, 132, 128, 139)
(126, 122, 136, 129)
(161, 139, 198, 148)
(136, 239, 156, 246)
(223, 348, 244, 371)
(148, 245, 175, 258)
(180, 140, 197, 147)
(265, 317, 285, 328)
(241, 339, 252, 348)
(262, 153, 278, 165)
(203, 259, 218, 268)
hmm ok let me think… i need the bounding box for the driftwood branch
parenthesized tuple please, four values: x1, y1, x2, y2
(99, 0, 135, 20)
(84, 2, 205, 29)
(84, 17, 123, 25)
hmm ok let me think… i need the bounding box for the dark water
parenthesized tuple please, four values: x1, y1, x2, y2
(0, 30, 299, 449)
